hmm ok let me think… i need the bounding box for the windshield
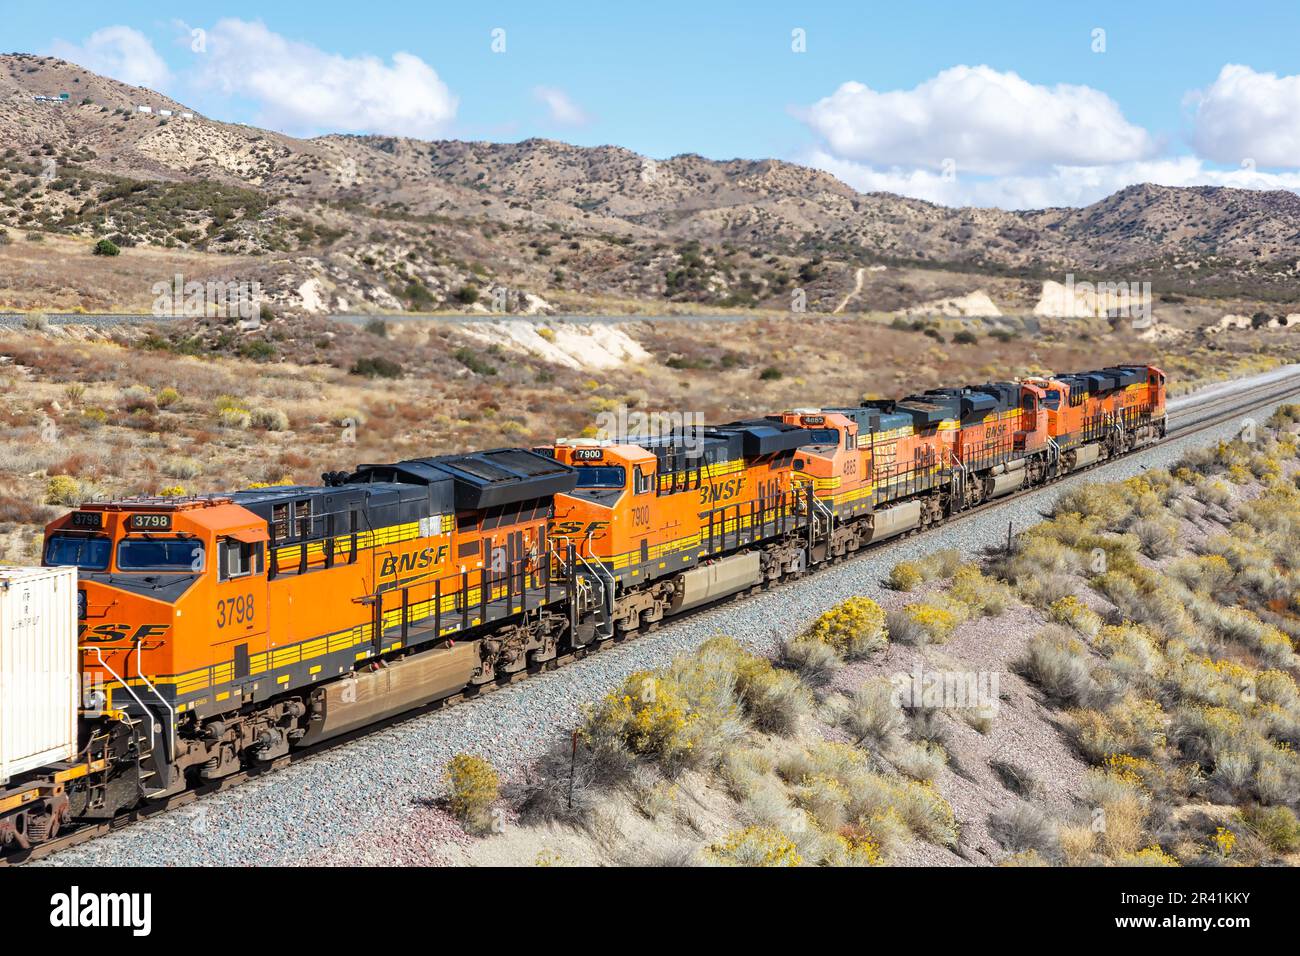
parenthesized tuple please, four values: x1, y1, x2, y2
(802, 428, 839, 445)
(44, 533, 111, 570)
(116, 537, 204, 572)
(574, 465, 626, 489)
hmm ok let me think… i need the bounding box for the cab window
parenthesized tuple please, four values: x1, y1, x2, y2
(218, 538, 263, 580)
(804, 428, 838, 445)
(117, 537, 204, 572)
(44, 533, 110, 570)
(574, 465, 626, 489)
(633, 466, 652, 495)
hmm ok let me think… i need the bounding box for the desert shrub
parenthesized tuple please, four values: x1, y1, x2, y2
(1242, 805, 1300, 854)
(844, 774, 959, 847)
(22, 311, 48, 330)
(704, 826, 802, 867)
(825, 827, 884, 866)
(1168, 554, 1233, 593)
(888, 560, 924, 591)
(217, 406, 251, 429)
(238, 340, 276, 362)
(92, 237, 120, 256)
(583, 647, 746, 775)
(779, 636, 841, 686)
(989, 804, 1059, 858)
(700, 636, 807, 734)
(157, 485, 186, 497)
(628, 765, 678, 821)
(892, 740, 947, 782)
(44, 475, 81, 506)
(328, 406, 367, 427)
(350, 356, 402, 378)
(842, 679, 905, 750)
(949, 563, 1014, 616)
(119, 384, 155, 412)
(1058, 823, 1098, 866)
(162, 460, 200, 481)
(584, 671, 695, 767)
(444, 753, 499, 832)
(791, 772, 851, 831)
(1114, 845, 1180, 866)
(1049, 595, 1102, 639)
(797, 597, 887, 659)
(453, 348, 496, 376)
(1021, 626, 1102, 706)
(1067, 694, 1165, 762)
(886, 607, 928, 646)
(1082, 770, 1150, 857)
(155, 386, 180, 408)
(896, 601, 958, 644)
(1053, 481, 1135, 527)
(250, 406, 289, 431)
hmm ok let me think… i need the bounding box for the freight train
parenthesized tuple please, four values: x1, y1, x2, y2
(0, 364, 1165, 850)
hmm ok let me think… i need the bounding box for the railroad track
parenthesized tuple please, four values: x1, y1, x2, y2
(9, 367, 1300, 866)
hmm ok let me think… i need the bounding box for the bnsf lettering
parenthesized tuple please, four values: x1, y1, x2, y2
(700, 477, 745, 506)
(79, 623, 170, 643)
(550, 520, 609, 537)
(380, 545, 449, 577)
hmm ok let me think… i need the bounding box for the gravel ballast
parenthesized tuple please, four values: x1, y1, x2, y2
(38, 377, 1300, 866)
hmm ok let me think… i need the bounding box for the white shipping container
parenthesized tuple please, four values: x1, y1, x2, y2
(0, 566, 78, 785)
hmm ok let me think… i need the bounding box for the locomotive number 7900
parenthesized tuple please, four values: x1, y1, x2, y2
(217, 594, 255, 628)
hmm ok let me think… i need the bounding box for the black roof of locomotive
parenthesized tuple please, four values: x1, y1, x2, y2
(350, 447, 576, 511)
(715, 418, 810, 457)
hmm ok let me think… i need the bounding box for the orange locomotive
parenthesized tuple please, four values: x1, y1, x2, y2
(2, 364, 1165, 850)
(547, 419, 812, 636)
(31, 448, 584, 825)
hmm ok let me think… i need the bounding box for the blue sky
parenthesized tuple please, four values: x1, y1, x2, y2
(12, 1, 1300, 208)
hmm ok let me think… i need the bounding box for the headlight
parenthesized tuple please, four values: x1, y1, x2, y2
(77, 589, 87, 620)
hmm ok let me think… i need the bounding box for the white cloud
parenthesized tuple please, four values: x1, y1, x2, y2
(49, 26, 172, 89)
(799, 66, 1155, 176)
(191, 18, 456, 138)
(1189, 64, 1300, 168)
(533, 86, 592, 126)
(807, 150, 1300, 210)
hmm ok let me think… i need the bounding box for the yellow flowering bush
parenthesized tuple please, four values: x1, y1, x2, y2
(1116, 845, 1180, 867)
(444, 753, 499, 832)
(888, 560, 924, 591)
(902, 602, 958, 643)
(798, 597, 887, 659)
(1050, 595, 1103, 638)
(585, 670, 695, 763)
(1212, 826, 1236, 858)
(45, 474, 81, 506)
(830, 826, 884, 866)
(705, 826, 802, 867)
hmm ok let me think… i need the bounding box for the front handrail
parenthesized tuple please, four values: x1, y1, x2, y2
(81, 644, 158, 754)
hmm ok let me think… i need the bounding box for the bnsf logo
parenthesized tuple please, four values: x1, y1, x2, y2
(700, 476, 744, 505)
(551, 520, 609, 537)
(380, 545, 449, 577)
(80, 623, 170, 643)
